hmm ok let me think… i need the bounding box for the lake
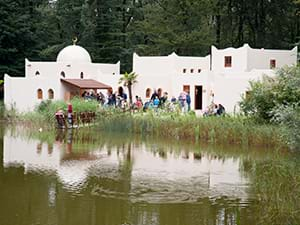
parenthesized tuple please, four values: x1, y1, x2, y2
(0, 125, 299, 225)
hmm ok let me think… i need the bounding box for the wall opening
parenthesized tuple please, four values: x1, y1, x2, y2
(224, 56, 232, 67)
(48, 89, 54, 99)
(146, 88, 151, 98)
(37, 89, 43, 99)
(270, 59, 276, 69)
(194, 85, 203, 110)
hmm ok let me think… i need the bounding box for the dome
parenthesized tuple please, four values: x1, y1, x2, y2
(56, 45, 92, 63)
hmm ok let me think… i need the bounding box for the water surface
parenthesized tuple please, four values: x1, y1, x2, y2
(0, 125, 299, 225)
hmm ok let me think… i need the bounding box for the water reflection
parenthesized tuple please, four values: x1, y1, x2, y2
(3, 128, 249, 202)
(2, 126, 295, 225)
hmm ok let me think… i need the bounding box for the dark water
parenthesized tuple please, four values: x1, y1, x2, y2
(0, 125, 300, 225)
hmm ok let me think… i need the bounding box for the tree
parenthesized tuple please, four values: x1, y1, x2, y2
(118, 72, 138, 104)
(0, 0, 50, 78)
(239, 65, 300, 122)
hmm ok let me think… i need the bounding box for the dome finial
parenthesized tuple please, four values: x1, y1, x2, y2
(72, 37, 78, 45)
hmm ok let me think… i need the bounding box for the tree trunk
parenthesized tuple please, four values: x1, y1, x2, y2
(128, 84, 133, 105)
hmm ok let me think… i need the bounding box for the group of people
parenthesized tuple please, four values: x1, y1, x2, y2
(203, 103, 226, 116)
(178, 90, 191, 113)
(77, 88, 226, 116)
(141, 90, 169, 112)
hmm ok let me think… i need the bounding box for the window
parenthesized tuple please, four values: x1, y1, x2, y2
(48, 89, 54, 99)
(190, 69, 194, 73)
(146, 88, 151, 98)
(270, 59, 276, 69)
(37, 89, 43, 99)
(80, 72, 84, 79)
(35, 71, 40, 76)
(224, 56, 232, 67)
(183, 85, 190, 93)
(61, 71, 65, 77)
(198, 69, 202, 73)
(157, 88, 162, 97)
(183, 68, 187, 73)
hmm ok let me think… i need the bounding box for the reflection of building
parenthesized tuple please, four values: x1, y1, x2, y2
(3, 130, 100, 189)
(4, 43, 297, 112)
(3, 130, 249, 201)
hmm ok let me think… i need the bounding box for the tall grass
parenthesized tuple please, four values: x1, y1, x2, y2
(17, 97, 99, 128)
(2, 99, 285, 148)
(248, 157, 300, 224)
(96, 111, 284, 148)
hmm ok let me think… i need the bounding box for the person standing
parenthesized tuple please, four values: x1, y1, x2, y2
(178, 91, 187, 113)
(67, 102, 73, 127)
(186, 91, 191, 112)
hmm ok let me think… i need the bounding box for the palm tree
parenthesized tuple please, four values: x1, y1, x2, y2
(118, 72, 138, 105)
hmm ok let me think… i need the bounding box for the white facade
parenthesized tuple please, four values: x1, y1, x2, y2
(4, 44, 120, 112)
(4, 43, 297, 113)
(132, 44, 297, 113)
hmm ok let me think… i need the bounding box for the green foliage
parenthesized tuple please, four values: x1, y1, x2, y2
(119, 72, 138, 104)
(96, 111, 283, 148)
(0, 100, 4, 118)
(239, 65, 300, 150)
(239, 76, 277, 122)
(20, 97, 99, 127)
(240, 66, 300, 122)
(272, 104, 300, 150)
(249, 158, 300, 224)
(1, 0, 299, 77)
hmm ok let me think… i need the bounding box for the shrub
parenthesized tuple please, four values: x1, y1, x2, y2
(272, 104, 300, 150)
(239, 65, 300, 123)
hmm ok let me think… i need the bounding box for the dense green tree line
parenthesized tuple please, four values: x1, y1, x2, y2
(0, 0, 299, 78)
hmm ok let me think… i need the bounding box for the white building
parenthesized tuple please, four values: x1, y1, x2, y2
(4, 44, 120, 111)
(133, 44, 297, 113)
(4, 43, 297, 113)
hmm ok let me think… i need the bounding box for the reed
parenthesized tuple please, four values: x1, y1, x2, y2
(3, 100, 285, 148)
(249, 157, 300, 224)
(96, 111, 284, 148)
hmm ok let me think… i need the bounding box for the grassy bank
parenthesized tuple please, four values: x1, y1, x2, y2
(3, 99, 285, 149)
(96, 109, 284, 149)
(4, 98, 98, 128)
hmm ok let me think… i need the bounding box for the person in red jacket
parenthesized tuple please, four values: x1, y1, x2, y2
(67, 102, 73, 127)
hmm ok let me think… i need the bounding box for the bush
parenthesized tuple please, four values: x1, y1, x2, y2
(239, 65, 300, 150)
(272, 104, 300, 150)
(239, 65, 300, 123)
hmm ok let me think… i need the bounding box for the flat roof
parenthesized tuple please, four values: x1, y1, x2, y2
(61, 79, 111, 89)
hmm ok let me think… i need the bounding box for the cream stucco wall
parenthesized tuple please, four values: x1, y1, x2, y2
(247, 46, 297, 71)
(211, 44, 248, 72)
(5, 51, 120, 111)
(4, 44, 298, 113)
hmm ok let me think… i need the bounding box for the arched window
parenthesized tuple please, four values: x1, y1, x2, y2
(37, 89, 43, 99)
(48, 89, 54, 99)
(35, 71, 40, 76)
(146, 88, 151, 98)
(61, 71, 65, 77)
(157, 88, 162, 97)
(190, 69, 194, 73)
(80, 72, 84, 79)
